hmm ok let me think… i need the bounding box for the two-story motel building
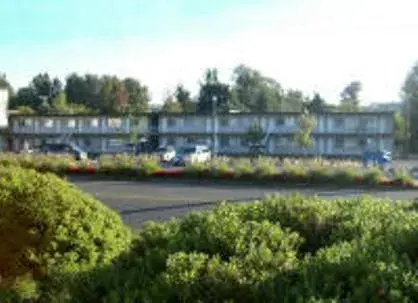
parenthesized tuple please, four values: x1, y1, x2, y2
(8, 110, 394, 157)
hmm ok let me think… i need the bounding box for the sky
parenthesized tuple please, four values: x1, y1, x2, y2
(1, 0, 418, 105)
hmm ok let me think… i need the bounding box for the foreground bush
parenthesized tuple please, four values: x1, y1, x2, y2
(0, 166, 132, 302)
(63, 195, 418, 302)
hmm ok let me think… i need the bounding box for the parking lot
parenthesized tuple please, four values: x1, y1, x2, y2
(72, 178, 418, 229)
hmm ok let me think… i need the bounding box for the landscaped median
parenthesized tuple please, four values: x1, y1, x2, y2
(0, 153, 416, 189)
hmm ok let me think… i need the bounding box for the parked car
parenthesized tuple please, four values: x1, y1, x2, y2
(173, 145, 211, 166)
(154, 146, 176, 163)
(362, 149, 392, 169)
(39, 143, 88, 160)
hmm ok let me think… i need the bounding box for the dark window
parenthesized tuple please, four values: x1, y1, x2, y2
(276, 117, 285, 126)
(335, 137, 344, 149)
(167, 118, 176, 127)
(334, 117, 344, 128)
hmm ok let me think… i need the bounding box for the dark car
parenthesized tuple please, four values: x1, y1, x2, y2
(40, 143, 88, 160)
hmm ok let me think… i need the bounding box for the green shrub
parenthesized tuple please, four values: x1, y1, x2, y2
(362, 167, 386, 185)
(0, 166, 132, 301)
(252, 157, 278, 178)
(332, 168, 358, 185)
(232, 158, 254, 177)
(66, 194, 418, 302)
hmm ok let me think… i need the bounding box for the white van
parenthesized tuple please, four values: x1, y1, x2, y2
(173, 145, 211, 166)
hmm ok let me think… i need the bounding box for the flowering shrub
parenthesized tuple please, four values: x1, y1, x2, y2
(0, 153, 415, 188)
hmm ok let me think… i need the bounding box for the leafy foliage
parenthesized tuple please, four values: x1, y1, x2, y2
(51, 195, 418, 302)
(294, 111, 317, 149)
(339, 81, 362, 112)
(0, 166, 132, 301)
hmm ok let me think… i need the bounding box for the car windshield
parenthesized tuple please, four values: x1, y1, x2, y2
(156, 147, 167, 152)
(178, 147, 196, 155)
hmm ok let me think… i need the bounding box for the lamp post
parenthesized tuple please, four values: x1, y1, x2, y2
(212, 96, 218, 155)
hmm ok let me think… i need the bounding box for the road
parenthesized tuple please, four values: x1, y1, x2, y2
(70, 178, 418, 229)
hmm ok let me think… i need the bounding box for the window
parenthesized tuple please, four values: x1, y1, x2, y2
(275, 137, 288, 147)
(220, 136, 229, 148)
(167, 137, 176, 146)
(90, 118, 99, 127)
(335, 137, 344, 149)
(187, 137, 197, 144)
(108, 139, 124, 147)
(18, 119, 33, 127)
(219, 117, 229, 127)
(334, 117, 344, 128)
(358, 118, 368, 129)
(276, 117, 285, 126)
(358, 138, 367, 148)
(43, 119, 54, 128)
(167, 117, 176, 127)
(67, 119, 76, 128)
(84, 139, 92, 147)
(108, 118, 122, 128)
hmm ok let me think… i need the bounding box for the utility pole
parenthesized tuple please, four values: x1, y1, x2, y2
(212, 96, 218, 155)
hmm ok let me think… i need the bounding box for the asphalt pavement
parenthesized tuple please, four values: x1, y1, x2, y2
(70, 178, 418, 229)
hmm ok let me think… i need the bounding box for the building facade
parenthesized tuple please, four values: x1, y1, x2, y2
(9, 111, 394, 157)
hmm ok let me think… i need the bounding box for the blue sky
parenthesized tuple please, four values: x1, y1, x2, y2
(1, 0, 418, 104)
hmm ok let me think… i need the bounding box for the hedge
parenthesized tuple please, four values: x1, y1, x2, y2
(3, 166, 418, 302)
(13, 194, 418, 302)
(0, 166, 132, 302)
(0, 153, 416, 189)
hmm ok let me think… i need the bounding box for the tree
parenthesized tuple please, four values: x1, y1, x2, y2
(294, 111, 317, 152)
(282, 89, 306, 111)
(100, 76, 131, 114)
(161, 93, 183, 113)
(245, 118, 267, 156)
(402, 62, 418, 153)
(49, 92, 92, 114)
(231, 65, 282, 112)
(306, 93, 326, 114)
(10, 87, 41, 110)
(65, 73, 102, 111)
(197, 69, 231, 114)
(174, 84, 195, 113)
(245, 119, 266, 145)
(31, 73, 62, 101)
(340, 81, 362, 111)
(231, 65, 305, 112)
(123, 78, 150, 114)
(15, 106, 36, 114)
(393, 111, 407, 154)
(10, 73, 63, 112)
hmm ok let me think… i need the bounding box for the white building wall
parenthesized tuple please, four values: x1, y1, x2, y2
(0, 89, 9, 128)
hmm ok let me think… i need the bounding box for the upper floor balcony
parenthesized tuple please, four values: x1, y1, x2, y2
(11, 116, 150, 135)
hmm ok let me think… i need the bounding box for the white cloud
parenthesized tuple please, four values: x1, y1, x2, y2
(2, 0, 418, 105)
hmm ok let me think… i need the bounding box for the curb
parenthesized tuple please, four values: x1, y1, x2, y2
(61, 166, 418, 190)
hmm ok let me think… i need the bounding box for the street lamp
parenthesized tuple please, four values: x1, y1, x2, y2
(212, 96, 218, 155)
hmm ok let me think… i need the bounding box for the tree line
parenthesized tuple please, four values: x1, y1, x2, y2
(0, 65, 363, 116)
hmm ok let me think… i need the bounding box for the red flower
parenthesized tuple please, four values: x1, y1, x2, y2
(379, 179, 390, 186)
(87, 166, 96, 175)
(68, 166, 79, 173)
